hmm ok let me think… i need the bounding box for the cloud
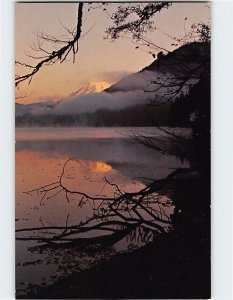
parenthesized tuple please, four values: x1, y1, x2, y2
(49, 90, 151, 115)
(17, 66, 193, 118)
(27, 69, 160, 116)
(107, 70, 157, 92)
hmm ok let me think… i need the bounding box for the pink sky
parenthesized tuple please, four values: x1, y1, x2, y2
(15, 2, 210, 104)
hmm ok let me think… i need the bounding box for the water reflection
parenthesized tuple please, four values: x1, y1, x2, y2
(16, 137, 189, 181)
(16, 128, 190, 296)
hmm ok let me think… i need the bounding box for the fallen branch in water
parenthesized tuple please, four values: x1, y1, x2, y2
(17, 159, 196, 248)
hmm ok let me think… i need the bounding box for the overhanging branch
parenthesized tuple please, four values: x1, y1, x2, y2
(15, 3, 84, 87)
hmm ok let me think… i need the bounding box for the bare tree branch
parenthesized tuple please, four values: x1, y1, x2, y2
(105, 3, 171, 41)
(15, 3, 84, 87)
(16, 159, 196, 248)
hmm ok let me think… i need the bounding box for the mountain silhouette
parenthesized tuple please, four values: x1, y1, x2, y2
(15, 42, 209, 127)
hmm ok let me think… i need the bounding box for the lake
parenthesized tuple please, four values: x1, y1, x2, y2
(15, 127, 190, 297)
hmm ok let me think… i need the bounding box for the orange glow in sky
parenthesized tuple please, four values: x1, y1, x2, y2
(15, 2, 210, 104)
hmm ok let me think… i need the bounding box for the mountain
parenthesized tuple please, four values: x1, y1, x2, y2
(104, 70, 156, 93)
(15, 42, 209, 127)
(106, 42, 209, 93)
(61, 81, 111, 100)
(16, 82, 111, 117)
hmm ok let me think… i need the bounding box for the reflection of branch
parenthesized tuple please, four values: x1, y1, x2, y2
(17, 159, 195, 249)
(15, 3, 84, 87)
(128, 126, 193, 159)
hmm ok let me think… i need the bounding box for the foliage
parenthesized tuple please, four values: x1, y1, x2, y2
(105, 3, 171, 40)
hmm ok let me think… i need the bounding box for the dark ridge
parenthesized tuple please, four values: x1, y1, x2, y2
(105, 42, 209, 93)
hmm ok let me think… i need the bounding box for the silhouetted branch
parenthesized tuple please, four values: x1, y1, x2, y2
(130, 127, 192, 157)
(144, 51, 209, 106)
(16, 159, 196, 248)
(15, 3, 84, 87)
(105, 3, 171, 41)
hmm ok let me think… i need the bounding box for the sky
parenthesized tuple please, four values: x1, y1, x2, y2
(15, 2, 210, 104)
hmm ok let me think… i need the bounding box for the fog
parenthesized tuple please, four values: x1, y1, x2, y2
(30, 70, 157, 116)
(16, 68, 194, 118)
(51, 90, 150, 115)
(106, 70, 157, 92)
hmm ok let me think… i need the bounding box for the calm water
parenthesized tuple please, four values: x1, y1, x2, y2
(16, 127, 190, 296)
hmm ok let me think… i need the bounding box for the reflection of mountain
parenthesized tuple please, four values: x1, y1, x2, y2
(16, 137, 189, 180)
(73, 160, 113, 173)
(16, 42, 209, 127)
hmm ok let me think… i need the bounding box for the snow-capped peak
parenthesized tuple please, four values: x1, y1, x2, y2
(65, 81, 111, 99)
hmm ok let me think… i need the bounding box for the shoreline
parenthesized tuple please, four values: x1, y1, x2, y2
(19, 176, 210, 299)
